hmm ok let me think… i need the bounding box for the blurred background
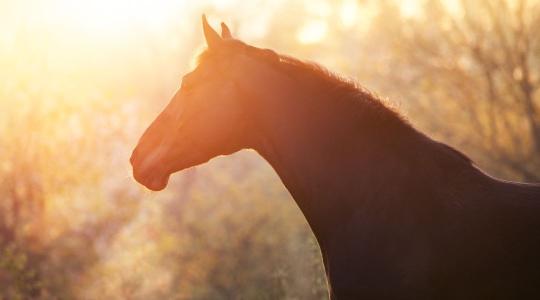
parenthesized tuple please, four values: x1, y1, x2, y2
(0, 0, 539, 299)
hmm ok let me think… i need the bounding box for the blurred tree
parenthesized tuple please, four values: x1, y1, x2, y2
(260, 0, 540, 180)
(364, 0, 540, 180)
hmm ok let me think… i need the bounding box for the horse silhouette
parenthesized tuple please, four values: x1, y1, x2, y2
(131, 16, 540, 299)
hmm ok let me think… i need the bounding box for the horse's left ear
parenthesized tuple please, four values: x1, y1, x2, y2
(221, 22, 232, 39)
(202, 14, 222, 49)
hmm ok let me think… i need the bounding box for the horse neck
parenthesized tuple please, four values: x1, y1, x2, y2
(241, 67, 405, 242)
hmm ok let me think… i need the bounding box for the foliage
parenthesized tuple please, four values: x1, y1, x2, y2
(0, 243, 41, 300)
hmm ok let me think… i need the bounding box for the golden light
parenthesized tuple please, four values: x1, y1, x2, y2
(28, 0, 186, 36)
(297, 20, 328, 44)
(340, 0, 359, 28)
(400, 0, 422, 18)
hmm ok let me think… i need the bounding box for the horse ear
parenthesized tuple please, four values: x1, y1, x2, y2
(221, 22, 232, 39)
(202, 14, 222, 49)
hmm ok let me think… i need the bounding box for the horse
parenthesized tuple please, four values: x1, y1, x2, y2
(130, 16, 540, 299)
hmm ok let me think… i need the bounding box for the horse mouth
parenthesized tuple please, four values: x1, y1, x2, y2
(131, 149, 171, 191)
(136, 171, 171, 191)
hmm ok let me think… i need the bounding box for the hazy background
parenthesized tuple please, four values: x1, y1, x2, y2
(1, 0, 539, 299)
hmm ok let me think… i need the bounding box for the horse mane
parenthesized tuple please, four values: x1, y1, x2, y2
(197, 41, 472, 165)
(198, 41, 406, 129)
(265, 48, 473, 166)
(272, 53, 409, 129)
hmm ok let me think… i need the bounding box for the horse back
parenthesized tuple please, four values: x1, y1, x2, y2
(432, 177, 540, 298)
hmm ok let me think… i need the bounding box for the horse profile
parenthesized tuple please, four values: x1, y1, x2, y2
(130, 16, 540, 299)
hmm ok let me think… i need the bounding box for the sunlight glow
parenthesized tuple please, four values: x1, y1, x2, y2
(297, 20, 328, 44)
(47, 0, 183, 34)
(400, 0, 421, 18)
(340, 0, 359, 28)
(443, 1, 463, 16)
(306, 1, 332, 18)
(212, 0, 235, 9)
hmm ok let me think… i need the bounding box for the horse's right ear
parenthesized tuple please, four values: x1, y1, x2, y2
(202, 14, 222, 49)
(221, 22, 232, 39)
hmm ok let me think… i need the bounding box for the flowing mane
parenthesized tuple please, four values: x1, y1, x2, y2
(199, 40, 473, 166)
(198, 40, 414, 136)
(273, 53, 411, 130)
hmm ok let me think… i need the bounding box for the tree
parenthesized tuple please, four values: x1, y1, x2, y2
(365, 0, 540, 180)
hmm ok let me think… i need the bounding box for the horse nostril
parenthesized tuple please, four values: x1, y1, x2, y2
(130, 150, 137, 166)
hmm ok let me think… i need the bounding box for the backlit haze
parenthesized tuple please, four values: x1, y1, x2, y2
(1, 0, 538, 298)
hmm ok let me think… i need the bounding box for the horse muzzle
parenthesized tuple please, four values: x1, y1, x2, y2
(130, 146, 171, 191)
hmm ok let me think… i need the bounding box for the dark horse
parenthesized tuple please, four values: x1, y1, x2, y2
(131, 16, 540, 299)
